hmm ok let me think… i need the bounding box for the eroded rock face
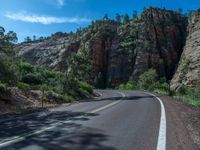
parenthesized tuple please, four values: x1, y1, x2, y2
(106, 8, 187, 87)
(133, 8, 187, 80)
(171, 9, 200, 89)
(15, 34, 80, 70)
(15, 8, 188, 88)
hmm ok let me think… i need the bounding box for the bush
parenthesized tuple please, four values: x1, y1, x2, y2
(138, 69, 157, 90)
(118, 82, 137, 90)
(0, 58, 19, 85)
(45, 90, 73, 103)
(17, 82, 31, 90)
(22, 73, 44, 85)
(175, 83, 190, 95)
(194, 71, 200, 98)
(78, 88, 90, 97)
(78, 81, 93, 94)
(0, 83, 11, 97)
(63, 95, 74, 103)
(19, 62, 34, 75)
(67, 90, 79, 98)
(36, 66, 56, 79)
(148, 81, 169, 91)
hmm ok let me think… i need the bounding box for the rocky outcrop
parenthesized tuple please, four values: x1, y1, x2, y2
(171, 9, 200, 89)
(133, 8, 187, 80)
(15, 34, 79, 70)
(106, 8, 187, 87)
(15, 8, 188, 88)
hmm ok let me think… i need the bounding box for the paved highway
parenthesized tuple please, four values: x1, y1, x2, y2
(0, 90, 166, 150)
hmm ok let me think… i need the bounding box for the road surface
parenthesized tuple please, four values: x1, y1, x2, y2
(0, 90, 165, 150)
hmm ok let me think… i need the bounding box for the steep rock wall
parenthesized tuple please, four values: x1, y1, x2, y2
(171, 9, 200, 89)
(106, 8, 187, 87)
(15, 8, 188, 88)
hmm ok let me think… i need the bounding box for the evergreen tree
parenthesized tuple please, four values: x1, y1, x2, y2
(103, 14, 109, 21)
(132, 10, 138, 19)
(123, 14, 130, 24)
(24, 36, 32, 43)
(178, 8, 183, 14)
(115, 13, 121, 25)
(33, 35, 36, 41)
(0, 26, 19, 85)
(62, 46, 92, 94)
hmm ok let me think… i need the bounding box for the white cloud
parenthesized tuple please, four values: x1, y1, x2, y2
(56, 0, 65, 7)
(5, 12, 91, 25)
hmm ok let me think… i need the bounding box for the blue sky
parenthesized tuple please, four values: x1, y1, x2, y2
(0, 0, 200, 42)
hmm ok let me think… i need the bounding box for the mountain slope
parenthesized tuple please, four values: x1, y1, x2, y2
(15, 8, 187, 88)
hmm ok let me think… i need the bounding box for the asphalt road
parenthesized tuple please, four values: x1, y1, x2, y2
(0, 90, 165, 150)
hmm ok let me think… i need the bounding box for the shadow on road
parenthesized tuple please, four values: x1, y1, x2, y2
(0, 93, 154, 150)
(0, 110, 116, 150)
(87, 95, 154, 102)
(3, 125, 116, 150)
(0, 110, 97, 140)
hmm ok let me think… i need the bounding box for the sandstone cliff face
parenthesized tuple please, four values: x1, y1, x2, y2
(15, 8, 188, 88)
(133, 8, 187, 80)
(106, 8, 187, 87)
(171, 9, 200, 89)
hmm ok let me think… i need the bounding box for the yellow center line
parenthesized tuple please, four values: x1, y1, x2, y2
(0, 91, 127, 148)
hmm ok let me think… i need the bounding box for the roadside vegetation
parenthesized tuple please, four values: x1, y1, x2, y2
(118, 69, 200, 107)
(0, 26, 93, 109)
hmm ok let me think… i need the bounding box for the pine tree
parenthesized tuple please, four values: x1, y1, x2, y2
(103, 14, 109, 21)
(115, 13, 121, 25)
(0, 26, 19, 85)
(132, 10, 138, 19)
(123, 14, 130, 24)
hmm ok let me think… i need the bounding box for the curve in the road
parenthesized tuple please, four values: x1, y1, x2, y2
(0, 90, 166, 150)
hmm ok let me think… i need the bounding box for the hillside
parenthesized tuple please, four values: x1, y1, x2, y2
(15, 7, 187, 88)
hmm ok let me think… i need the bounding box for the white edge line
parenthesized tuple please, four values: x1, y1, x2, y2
(145, 92, 166, 150)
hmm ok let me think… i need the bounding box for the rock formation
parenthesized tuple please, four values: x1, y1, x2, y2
(15, 8, 188, 88)
(171, 9, 200, 89)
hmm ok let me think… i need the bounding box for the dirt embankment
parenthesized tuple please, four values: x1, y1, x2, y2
(0, 90, 58, 115)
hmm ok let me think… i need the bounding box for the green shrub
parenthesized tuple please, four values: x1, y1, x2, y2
(194, 70, 200, 98)
(17, 82, 31, 90)
(45, 90, 73, 103)
(138, 69, 157, 90)
(0, 58, 19, 85)
(29, 85, 41, 90)
(118, 82, 137, 90)
(68, 90, 79, 98)
(118, 83, 126, 90)
(22, 73, 44, 85)
(0, 83, 11, 97)
(175, 84, 190, 95)
(78, 87, 90, 97)
(0, 27, 19, 86)
(36, 67, 56, 79)
(148, 81, 169, 92)
(78, 81, 93, 94)
(19, 62, 34, 75)
(63, 95, 74, 103)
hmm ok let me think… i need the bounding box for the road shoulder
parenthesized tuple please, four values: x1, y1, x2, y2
(159, 95, 200, 150)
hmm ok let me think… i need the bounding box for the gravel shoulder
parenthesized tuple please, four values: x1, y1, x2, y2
(160, 95, 200, 150)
